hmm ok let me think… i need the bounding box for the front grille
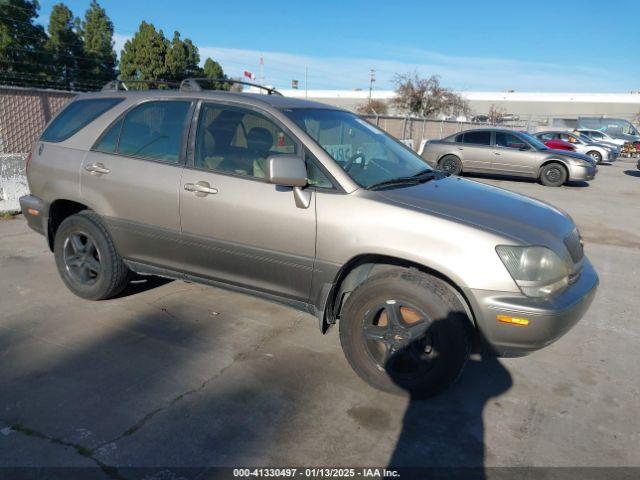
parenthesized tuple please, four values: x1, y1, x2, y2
(564, 228, 584, 263)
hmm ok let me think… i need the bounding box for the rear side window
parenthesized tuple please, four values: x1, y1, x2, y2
(96, 101, 191, 163)
(462, 131, 491, 145)
(40, 98, 123, 142)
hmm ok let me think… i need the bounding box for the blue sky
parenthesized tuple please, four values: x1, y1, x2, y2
(36, 0, 640, 92)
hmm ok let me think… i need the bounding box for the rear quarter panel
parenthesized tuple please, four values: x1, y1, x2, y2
(420, 140, 456, 167)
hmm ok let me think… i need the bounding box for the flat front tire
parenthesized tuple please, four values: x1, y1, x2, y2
(539, 162, 568, 187)
(54, 211, 130, 300)
(339, 268, 472, 398)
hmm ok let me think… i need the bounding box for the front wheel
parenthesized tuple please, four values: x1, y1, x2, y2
(586, 150, 602, 164)
(339, 268, 472, 398)
(539, 162, 568, 187)
(54, 211, 130, 300)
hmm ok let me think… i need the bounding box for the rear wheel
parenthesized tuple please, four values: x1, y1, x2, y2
(539, 162, 567, 187)
(339, 268, 471, 398)
(54, 211, 130, 300)
(586, 150, 602, 164)
(438, 155, 463, 176)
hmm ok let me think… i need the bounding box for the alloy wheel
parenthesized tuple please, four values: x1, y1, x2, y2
(63, 231, 102, 285)
(362, 300, 437, 376)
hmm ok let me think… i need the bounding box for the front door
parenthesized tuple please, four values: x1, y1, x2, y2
(491, 131, 537, 176)
(179, 102, 316, 302)
(81, 99, 193, 270)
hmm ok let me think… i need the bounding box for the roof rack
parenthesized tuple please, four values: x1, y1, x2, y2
(179, 78, 282, 96)
(101, 79, 180, 91)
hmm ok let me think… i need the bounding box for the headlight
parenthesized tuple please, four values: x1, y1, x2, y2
(496, 246, 571, 297)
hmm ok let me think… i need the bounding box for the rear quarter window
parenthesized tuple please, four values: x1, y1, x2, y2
(40, 98, 124, 143)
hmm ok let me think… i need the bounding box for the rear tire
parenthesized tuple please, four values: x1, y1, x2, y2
(54, 211, 130, 300)
(539, 162, 567, 187)
(339, 268, 472, 398)
(438, 155, 463, 176)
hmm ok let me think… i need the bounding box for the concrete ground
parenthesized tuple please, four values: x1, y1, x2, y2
(0, 158, 638, 478)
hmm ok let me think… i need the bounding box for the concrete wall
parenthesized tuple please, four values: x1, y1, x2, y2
(0, 154, 28, 213)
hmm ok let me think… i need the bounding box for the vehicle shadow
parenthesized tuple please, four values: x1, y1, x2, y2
(462, 173, 589, 188)
(386, 323, 513, 478)
(623, 170, 640, 178)
(112, 274, 174, 298)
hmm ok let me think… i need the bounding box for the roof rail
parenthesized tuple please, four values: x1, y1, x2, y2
(179, 78, 282, 96)
(101, 79, 180, 91)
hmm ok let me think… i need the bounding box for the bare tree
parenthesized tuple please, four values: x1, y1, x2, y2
(487, 104, 506, 124)
(356, 99, 388, 115)
(391, 73, 469, 118)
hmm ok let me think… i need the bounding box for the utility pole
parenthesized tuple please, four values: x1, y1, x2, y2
(259, 55, 264, 85)
(368, 68, 376, 105)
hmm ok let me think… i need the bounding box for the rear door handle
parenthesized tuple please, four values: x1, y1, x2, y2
(184, 181, 218, 197)
(85, 162, 110, 175)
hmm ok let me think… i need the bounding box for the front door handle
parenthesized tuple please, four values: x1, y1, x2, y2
(494, 151, 501, 155)
(184, 181, 218, 197)
(85, 162, 110, 175)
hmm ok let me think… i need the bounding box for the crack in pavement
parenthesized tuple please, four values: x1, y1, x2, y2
(1, 421, 127, 480)
(92, 310, 308, 450)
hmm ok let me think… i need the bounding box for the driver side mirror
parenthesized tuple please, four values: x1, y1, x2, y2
(266, 154, 311, 209)
(519, 144, 530, 151)
(266, 154, 308, 187)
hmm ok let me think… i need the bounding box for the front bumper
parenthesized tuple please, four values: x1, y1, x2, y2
(19, 195, 49, 237)
(465, 258, 599, 357)
(568, 163, 597, 181)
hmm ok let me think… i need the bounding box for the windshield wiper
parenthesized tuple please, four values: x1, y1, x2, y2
(367, 170, 437, 191)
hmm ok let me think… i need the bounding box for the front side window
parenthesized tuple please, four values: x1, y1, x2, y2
(194, 103, 298, 179)
(283, 108, 430, 189)
(115, 101, 191, 163)
(41, 98, 123, 142)
(463, 131, 491, 145)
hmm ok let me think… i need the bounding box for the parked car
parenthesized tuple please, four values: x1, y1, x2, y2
(534, 131, 614, 164)
(19, 81, 599, 397)
(577, 128, 626, 147)
(421, 128, 597, 187)
(578, 117, 640, 143)
(542, 138, 576, 151)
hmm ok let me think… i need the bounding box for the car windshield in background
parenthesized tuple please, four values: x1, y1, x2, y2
(520, 132, 548, 150)
(283, 108, 431, 189)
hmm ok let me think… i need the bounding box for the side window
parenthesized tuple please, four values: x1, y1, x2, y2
(117, 101, 191, 163)
(462, 131, 491, 145)
(495, 132, 527, 149)
(305, 150, 333, 189)
(538, 133, 553, 141)
(41, 98, 123, 142)
(94, 118, 123, 153)
(454, 134, 463, 143)
(194, 103, 299, 179)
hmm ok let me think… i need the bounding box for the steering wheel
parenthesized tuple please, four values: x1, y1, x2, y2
(343, 150, 366, 173)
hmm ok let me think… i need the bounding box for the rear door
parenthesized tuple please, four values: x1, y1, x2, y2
(178, 101, 317, 302)
(491, 131, 537, 176)
(81, 99, 194, 270)
(458, 130, 493, 172)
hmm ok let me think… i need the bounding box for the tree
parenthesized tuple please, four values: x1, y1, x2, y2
(356, 99, 388, 115)
(165, 31, 202, 82)
(80, 0, 116, 84)
(46, 3, 83, 88)
(0, 0, 48, 82)
(487, 104, 506, 124)
(203, 57, 229, 90)
(119, 21, 169, 86)
(392, 73, 469, 118)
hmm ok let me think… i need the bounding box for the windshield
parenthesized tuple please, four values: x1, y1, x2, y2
(519, 132, 548, 150)
(283, 108, 431, 188)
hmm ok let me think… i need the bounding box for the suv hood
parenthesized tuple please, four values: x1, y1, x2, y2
(378, 176, 575, 247)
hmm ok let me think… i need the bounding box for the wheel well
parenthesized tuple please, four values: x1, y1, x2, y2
(438, 153, 459, 166)
(323, 254, 477, 332)
(47, 199, 89, 250)
(538, 160, 568, 178)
